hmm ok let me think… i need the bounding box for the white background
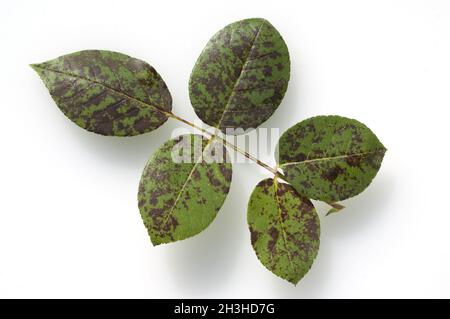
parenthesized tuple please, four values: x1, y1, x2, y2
(1, 0, 449, 298)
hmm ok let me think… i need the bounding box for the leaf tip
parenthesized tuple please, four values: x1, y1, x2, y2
(30, 63, 43, 75)
(325, 202, 345, 216)
(288, 278, 300, 286)
(150, 237, 162, 247)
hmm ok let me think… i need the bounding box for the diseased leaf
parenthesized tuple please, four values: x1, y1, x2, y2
(189, 18, 290, 134)
(277, 115, 386, 202)
(31, 50, 172, 136)
(138, 134, 232, 245)
(248, 178, 320, 285)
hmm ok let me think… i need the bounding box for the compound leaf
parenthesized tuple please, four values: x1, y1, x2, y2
(138, 134, 232, 245)
(277, 115, 386, 202)
(189, 18, 290, 134)
(31, 50, 172, 136)
(247, 178, 320, 285)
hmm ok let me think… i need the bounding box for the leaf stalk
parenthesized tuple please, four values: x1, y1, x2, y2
(167, 112, 282, 177)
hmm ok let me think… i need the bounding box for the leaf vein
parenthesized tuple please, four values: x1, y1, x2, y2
(161, 138, 215, 228)
(216, 21, 265, 129)
(273, 179, 295, 271)
(280, 149, 386, 167)
(33, 65, 171, 118)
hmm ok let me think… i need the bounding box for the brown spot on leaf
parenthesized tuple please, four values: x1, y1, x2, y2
(192, 169, 201, 181)
(263, 67, 272, 77)
(219, 164, 232, 180)
(268, 226, 279, 254)
(149, 208, 164, 219)
(305, 219, 320, 241)
(346, 154, 362, 167)
(206, 169, 221, 188)
(164, 215, 179, 231)
(132, 116, 151, 132)
(321, 166, 344, 182)
(250, 227, 260, 245)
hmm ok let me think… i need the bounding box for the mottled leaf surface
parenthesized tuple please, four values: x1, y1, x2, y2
(248, 178, 320, 284)
(277, 116, 386, 202)
(138, 134, 232, 245)
(189, 18, 290, 134)
(32, 50, 172, 136)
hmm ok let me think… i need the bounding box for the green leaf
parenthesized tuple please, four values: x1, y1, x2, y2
(247, 178, 320, 285)
(189, 18, 290, 134)
(277, 115, 386, 202)
(138, 134, 232, 245)
(31, 50, 172, 136)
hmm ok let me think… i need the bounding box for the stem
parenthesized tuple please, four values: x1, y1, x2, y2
(167, 112, 282, 178)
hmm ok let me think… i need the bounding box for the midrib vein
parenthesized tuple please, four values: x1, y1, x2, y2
(273, 179, 295, 271)
(161, 138, 215, 227)
(33, 65, 172, 117)
(280, 149, 386, 167)
(215, 21, 264, 130)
